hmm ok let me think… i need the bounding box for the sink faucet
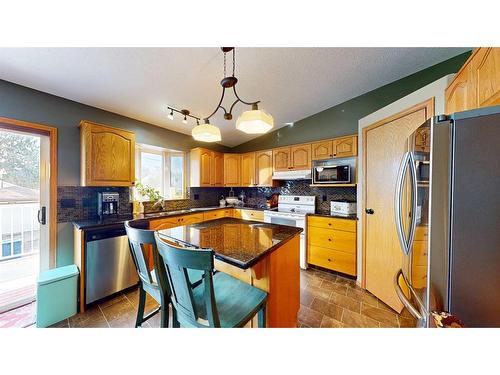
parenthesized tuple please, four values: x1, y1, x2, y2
(152, 199, 167, 211)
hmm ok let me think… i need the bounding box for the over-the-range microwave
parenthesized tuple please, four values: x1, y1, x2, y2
(312, 161, 351, 184)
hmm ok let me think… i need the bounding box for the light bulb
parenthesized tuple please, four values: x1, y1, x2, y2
(182, 116, 188, 124)
(167, 110, 174, 120)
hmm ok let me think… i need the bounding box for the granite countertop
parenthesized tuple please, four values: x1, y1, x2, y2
(157, 217, 302, 269)
(72, 205, 274, 230)
(308, 212, 358, 220)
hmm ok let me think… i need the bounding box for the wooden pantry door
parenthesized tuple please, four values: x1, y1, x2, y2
(363, 98, 434, 312)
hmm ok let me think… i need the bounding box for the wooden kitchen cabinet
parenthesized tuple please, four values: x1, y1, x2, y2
(290, 144, 311, 170)
(273, 143, 311, 171)
(224, 154, 241, 186)
(241, 152, 256, 186)
(307, 215, 357, 276)
(233, 209, 265, 222)
(445, 48, 500, 113)
(190, 148, 224, 187)
(332, 136, 357, 158)
(273, 147, 291, 171)
(149, 213, 204, 230)
(311, 140, 334, 160)
(255, 150, 274, 186)
(80, 120, 135, 186)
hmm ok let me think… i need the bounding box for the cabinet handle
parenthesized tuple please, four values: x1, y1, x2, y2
(328, 258, 332, 262)
(328, 223, 332, 226)
(329, 154, 333, 157)
(328, 238, 332, 242)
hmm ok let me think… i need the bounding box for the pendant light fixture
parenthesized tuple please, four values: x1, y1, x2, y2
(166, 47, 273, 142)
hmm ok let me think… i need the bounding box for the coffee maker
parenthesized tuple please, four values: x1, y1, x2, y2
(98, 192, 119, 217)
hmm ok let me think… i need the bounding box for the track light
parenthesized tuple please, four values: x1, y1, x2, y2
(182, 116, 188, 124)
(167, 109, 174, 120)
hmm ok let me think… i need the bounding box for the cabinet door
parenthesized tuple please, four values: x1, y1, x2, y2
(80, 121, 135, 186)
(290, 144, 311, 170)
(241, 152, 256, 186)
(311, 140, 333, 160)
(273, 147, 290, 171)
(475, 48, 500, 108)
(200, 149, 213, 186)
(332, 136, 357, 158)
(211, 151, 224, 186)
(445, 64, 474, 114)
(255, 150, 273, 186)
(224, 154, 241, 186)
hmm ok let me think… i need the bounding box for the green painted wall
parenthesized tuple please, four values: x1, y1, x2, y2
(231, 51, 472, 152)
(0, 80, 230, 186)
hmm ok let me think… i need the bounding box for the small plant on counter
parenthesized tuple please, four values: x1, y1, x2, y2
(134, 181, 162, 202)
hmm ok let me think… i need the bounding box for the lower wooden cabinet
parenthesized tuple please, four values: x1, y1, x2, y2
(149, 213, 204, 230)
(233, 209, 264, 222)
(203, 208, 233, 221)
(307, 215, 357, 276)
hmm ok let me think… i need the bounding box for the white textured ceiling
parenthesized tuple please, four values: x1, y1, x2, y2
(0, 48, 469, 146)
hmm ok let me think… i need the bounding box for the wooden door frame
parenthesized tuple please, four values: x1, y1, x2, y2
(360, 98, 434, 288)
(0, 117, 58, 268)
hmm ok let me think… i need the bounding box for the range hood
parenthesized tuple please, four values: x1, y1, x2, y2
(272, 169, 312, 180)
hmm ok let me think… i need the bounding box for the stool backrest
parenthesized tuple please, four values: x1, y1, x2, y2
(124, 221, 159, 290)
(154, 232, 220, 327)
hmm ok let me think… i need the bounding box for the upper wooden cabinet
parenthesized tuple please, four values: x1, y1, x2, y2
(241, 152, 256, 186)
(80, 120, 135, 186)
(311, 136, 357, 160)
(255, 150, 273, 186)
(273, 147, 291, 171)
(273, 144, 311, 170)
(224, 154, 241, 186)
(311, 140, 333, 160)
(190, 148, 224, 187)
(445, 48, 500, 113)
(332, 136, 357, 158)
(290, 144, 311, 170)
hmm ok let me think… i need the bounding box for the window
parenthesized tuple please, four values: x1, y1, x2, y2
(135, 145, 185, 200)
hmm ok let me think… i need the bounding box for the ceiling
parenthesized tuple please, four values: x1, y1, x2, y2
(0, 48, 469, 147)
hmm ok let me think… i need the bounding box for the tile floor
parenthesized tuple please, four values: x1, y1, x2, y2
(4, 267, 416, 328)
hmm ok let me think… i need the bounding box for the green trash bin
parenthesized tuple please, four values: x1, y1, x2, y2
(36, 264, 79, 328)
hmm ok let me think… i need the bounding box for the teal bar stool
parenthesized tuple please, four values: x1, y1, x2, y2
(154, 232, 268, 328)
(125, 221, 203, 327)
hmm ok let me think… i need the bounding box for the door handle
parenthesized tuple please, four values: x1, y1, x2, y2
(365, 208, 374, 215)
(37, 206, 46, 225)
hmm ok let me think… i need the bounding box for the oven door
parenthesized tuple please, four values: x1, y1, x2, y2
(313, 165, 350, 184)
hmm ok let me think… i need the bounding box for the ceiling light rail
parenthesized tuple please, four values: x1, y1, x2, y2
(166, 47, 274, 143)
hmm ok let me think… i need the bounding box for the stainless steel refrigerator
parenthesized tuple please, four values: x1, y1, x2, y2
(394, 105, 500, 328)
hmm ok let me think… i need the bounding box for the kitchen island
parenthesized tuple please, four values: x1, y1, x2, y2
(157, 217, 302, 328)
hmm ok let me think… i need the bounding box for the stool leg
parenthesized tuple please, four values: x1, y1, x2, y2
(135, 287, 146, 328)
(160, 303, 169, 328)
(172, 307, 180, 328)
(258, 304, 267, 328)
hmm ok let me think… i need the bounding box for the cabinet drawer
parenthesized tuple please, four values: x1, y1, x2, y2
(203, 209, 226, 221)
(308, 226, 356, 254)
(412, 240, 428, 267)
(414, 226, 428, 241)
(308, 216, 356, 232)
(235, 209, 264, 222)
(149, 213, 203, 230)
(308, 245, 356, 276)
(411, 264, 427, 289)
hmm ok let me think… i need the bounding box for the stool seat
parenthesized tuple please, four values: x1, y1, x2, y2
(190, 272, 267, 328)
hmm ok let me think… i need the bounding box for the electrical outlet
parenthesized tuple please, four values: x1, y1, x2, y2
(194, 194, 200, 200)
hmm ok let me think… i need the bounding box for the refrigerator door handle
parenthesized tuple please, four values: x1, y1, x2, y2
(394, 269, 423, 320)
(395, 152, 411, 255)
(407, 152, 418, 252)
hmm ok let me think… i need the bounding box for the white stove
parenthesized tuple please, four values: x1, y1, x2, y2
(264, 195, 315, 269)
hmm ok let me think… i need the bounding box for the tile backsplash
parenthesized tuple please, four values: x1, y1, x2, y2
(58, 181, 357, 223)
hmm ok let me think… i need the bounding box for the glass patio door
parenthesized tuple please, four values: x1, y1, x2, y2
(0, 128, 50, 314)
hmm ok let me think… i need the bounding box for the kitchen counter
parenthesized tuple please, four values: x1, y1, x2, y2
(72, 205, 272, 230)
(157, 217, 302, 269)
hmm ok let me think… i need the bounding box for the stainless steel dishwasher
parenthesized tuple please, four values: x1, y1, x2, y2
(85, 225, 138, 304)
